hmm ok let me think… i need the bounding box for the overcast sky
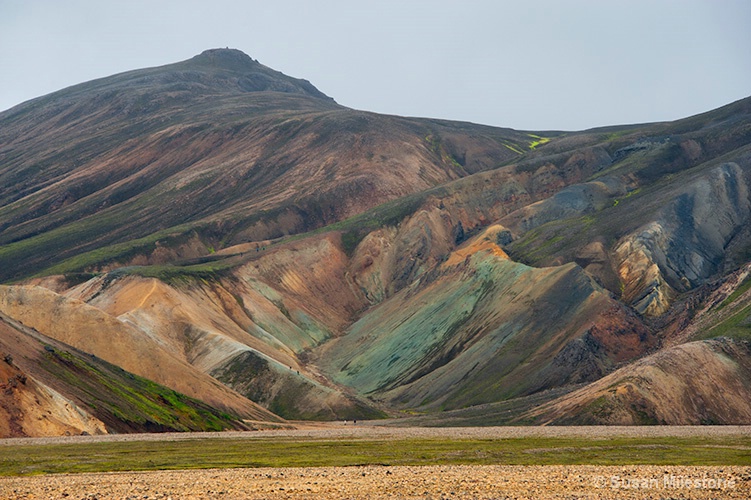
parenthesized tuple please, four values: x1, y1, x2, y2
(1, 0, 749, 130)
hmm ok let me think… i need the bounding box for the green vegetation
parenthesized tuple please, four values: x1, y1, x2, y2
(119, 260, 235, 285)
(316, 191, 426, 256)
(39, 346, 241, 432)
(503, 143, 523, 154)
(700, 304, 751, 341)
(691, 273, 751, 341)
(1, 435, 748, 476)
(24, 223, 201, 279)
(508, 216, 592, 266)
(14, 178, 428, 280)
(340, 229, 365, 257)
(718, 275, 751, 311)
(527, 134, 550, 150)
(423, 133, 467, 173)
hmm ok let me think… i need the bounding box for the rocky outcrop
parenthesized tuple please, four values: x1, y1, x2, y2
(616, 163, 751, 315)
(501, 175, 629, 234)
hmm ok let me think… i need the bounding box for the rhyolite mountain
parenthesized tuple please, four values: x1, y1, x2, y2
(1, 48, 750, 436)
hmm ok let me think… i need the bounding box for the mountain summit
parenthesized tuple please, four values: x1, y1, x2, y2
(178, 48, 335, 100)
(190, 47, 264, 69)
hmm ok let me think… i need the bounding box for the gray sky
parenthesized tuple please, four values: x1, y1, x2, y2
(1, 0, 749, 130)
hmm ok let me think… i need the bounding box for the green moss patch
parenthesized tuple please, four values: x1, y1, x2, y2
(39, 346, 242, 433)
(1, 435, 749, 476)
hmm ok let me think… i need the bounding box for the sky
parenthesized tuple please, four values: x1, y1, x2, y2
(1, 0, 749, 131)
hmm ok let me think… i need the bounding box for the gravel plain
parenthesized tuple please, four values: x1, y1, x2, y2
(2, 465, 749, 499)
(2, 425, 750, 499)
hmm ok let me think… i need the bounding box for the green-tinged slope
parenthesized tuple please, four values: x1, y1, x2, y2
(695, 270, 751, 342)
(57, 266, 384, 422)
(0, 316, 249, 436)
(211, 350, 385, 421)
(0, 284, 280, 422)
(35, 346, 243, 433)
(316, 227, 654, 411)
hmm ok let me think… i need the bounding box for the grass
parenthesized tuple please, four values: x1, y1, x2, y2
(306, 190, 427, 256)
(31, 223, 202, 279)
(527, 134, 551, 150)
(13, 186, 425, 283)
(39, 347, 241, 433)
(717, 275, 751, 311)
(701, 304, 751, 341)
(119, 261, 235, 285)
(507, 216, 592, 266)
(503, 143, 523, 154)
(1, 436, 748, 476)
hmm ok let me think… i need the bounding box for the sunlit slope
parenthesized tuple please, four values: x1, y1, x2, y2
(0, 285, 280, 422)
(0, 314, 251, 437)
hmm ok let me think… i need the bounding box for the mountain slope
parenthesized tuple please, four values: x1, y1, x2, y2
(521, 338, 751, 425)
(0, 313, 253, 437)
(66, 270, 384, 420)
(0, 285, 278, 422)
(502, 97, 751, 310)
(0, 49, 533, 283)
(316, 226, 653, 410)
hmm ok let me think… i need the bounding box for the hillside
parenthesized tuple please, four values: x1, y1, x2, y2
(521, 337, 751, 425)
(0, 49, 533, 283)
(1, 49, 751, 434)
(0, 310, 262, 438)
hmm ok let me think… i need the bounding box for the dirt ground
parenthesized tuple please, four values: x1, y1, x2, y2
(2, 465, 749, 499)
(1, 425, 750, 499)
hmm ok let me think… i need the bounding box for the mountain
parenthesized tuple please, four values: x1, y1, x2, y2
(0, 48, 532, 283)
(1, 48, 750, 435)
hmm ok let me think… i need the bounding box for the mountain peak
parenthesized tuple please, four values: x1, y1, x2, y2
(189, 48, 260, 71)
(177, 48, 333, 101)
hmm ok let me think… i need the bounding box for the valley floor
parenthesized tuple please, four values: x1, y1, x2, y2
(1, 425, 749, 499)
(3, 421, 751, 446)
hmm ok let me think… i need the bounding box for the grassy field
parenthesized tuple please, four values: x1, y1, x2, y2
(1, 435, 749, 476)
